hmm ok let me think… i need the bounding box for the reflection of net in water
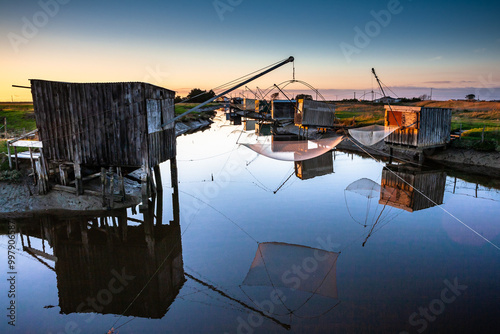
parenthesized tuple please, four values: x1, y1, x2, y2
(345, 177, 381, 199)
(344, 178, 402, 247)
(241, 136, 344, 161)
(348, 125, 399, 146)
(242, 242, 340, 317)
(243, 242, 339, 299)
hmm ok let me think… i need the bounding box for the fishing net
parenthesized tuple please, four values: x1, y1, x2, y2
(241, 136, 344, 161)
(243, 242, 339, 299)
(348, 125, 399, 146)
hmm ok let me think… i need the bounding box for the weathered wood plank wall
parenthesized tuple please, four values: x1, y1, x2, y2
(294, 152, 334, 180)
(379, 168, 446, 212)
(271, 100, 296, 120)
(31, 80, 175, 168)
(384, 106, 452, 148)
(295, 99, 335, 127)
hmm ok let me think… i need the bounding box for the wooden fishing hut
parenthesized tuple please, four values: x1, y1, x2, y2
(294, 152, 334, 180)
(384, 105, 452, 149)
(255, 99, 272, 115)
(379, 164, 446, 212)
(271, 100, 296, 120)
(30, 79, 176, 206)
(294, 99, 336, 128)
(242, 98, 256, 111)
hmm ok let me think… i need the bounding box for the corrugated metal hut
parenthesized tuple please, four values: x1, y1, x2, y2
(294, 152, 333, 180)
(30, 79, 176, 200)
(295, 99, 336, 127)
(379, 165, 446, 212)
(271, 100, 296, 120)
(384, 106, 452, 148)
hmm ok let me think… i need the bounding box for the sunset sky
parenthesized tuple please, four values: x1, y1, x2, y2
(1, 0, 499, 101)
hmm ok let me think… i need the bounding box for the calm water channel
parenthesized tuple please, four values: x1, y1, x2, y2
(2, 116, 500, 333)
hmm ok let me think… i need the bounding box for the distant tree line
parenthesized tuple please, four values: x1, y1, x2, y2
(174, 88, 216, 103)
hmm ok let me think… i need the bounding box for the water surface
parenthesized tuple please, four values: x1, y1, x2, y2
(1, 119, 500, 333)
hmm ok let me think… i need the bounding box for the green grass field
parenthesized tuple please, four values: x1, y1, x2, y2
(333, 102, 385, 126)
(174, 103, 220, 121)
(0, 104, 37, 158)
(1, 101, 499, 157)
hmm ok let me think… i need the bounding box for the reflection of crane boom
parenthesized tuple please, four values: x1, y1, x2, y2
(184, 272, 291, 330)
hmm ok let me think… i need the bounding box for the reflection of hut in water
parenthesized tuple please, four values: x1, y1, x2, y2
(271, 100, 296, 120)
(30, 80, 176, 205)
(54, 209, 183, 318)
(294, 152, 334, 180)
(242, 98, 256, 111)
(17, 162, 183, 319)
(384, 106, 452, 149)
(255, 100, 271, 114)
(379, 164, 447, 212)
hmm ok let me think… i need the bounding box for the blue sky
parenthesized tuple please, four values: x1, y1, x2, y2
(1, 0, 499, 100)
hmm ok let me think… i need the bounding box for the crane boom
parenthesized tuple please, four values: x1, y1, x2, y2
(165, 57, 295, 125)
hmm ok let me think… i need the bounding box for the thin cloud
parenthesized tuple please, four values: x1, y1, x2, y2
(424, 80, 476, 85)
(425, 81, 452, 84)
(474, 48, 487, 53)
(429, 56, 442, 61)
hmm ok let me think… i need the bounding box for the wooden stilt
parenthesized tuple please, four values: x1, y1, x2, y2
(418, 151, 425, 165)
(7, 141, 12, 170)
(74, 163, 83, 195)
(140, 166, 149, 210)
(108, 167, 115, 209)
(155, 189, 163, 227)
(37, 150, 49, 195)
(170, 158, 180, 226)
(117, 167, 126, 202)
(117, 210, 128, 242)
(59, 164, 69, 186)
(29, 148, 36, 183)
(101, 167, 107, 207)
(143, 200, 155, 256)
(153, 165, 163, 194)
(14, 147, 19, 170)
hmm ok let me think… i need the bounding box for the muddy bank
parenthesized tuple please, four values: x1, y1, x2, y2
(0, 116, 215, 217)
(175, 119, 212, 136)
(337, 136, 500, 177)
(0, 171, 143, 218)
(425, 148, 500, 178)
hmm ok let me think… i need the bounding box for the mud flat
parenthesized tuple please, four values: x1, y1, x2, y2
(0, 172, 143, 219)
(337, 136, 500, 177)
